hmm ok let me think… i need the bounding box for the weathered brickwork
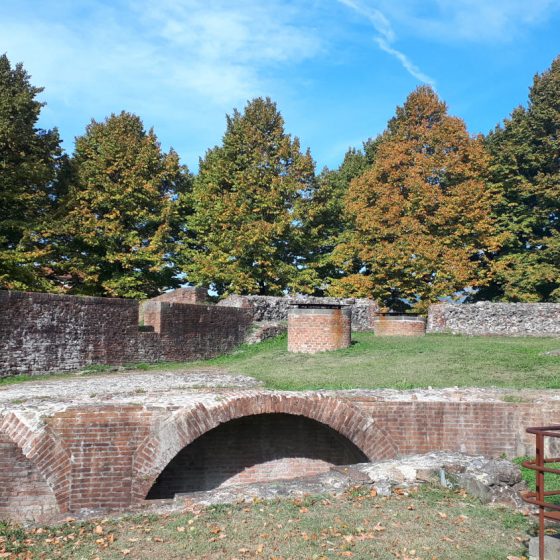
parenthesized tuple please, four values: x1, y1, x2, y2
(373, 315, 426, 336)
(145, 287, 209, 305)
(288, 307, 352, 353)
(2, 382, 560, 523)
(140, 301, 252, 362)
(218, 294, 379, 332)
(428, 302, 560, 336)
(0, 432, 59, 524)
(0, 290, 252, 376)
(47, 406, 155, 511)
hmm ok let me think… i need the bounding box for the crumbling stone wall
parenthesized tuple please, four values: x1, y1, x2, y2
(0, 290, 252, 376)
(218, 294, 379, 332)
(428, 302, 560, 336)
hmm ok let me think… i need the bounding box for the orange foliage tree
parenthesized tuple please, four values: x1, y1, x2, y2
(329, 86, 501, 312)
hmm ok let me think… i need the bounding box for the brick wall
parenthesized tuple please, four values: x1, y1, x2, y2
(147, 414, 367, 498)
(288, 307, 352, 353)
(0, 290, 140, 375)
(351, 398, 560, 458)
(0, 432, 60, 523)
(0, 290, 252, 376)
(373, 315, 426, 336)
(141, 302, 252, 362)
(428, 302, 560, 336)
(3, 393, 560, 523)
(47, 406, 154, 511)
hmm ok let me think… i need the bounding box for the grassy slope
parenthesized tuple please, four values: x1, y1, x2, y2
(192, 333, 560, 390)
(1, 486, 531, 559)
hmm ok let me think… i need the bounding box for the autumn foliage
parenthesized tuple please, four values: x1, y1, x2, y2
(179, 97, 316, 296)
(2, 52, 560, 310)
(329, 87, 501, 311)
(41, 112, 190, 298)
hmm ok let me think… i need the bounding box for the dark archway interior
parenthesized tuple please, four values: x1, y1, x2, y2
(146, 413, 368, 499)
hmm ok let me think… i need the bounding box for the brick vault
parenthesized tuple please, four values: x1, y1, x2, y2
(1, 370, 559, 523)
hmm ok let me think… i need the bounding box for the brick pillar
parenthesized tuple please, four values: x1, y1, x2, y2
(288, 306, 352, 353)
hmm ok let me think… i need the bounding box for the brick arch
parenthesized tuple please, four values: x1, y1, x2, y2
(0, 413, 72, 513)
(132, 393, 398, 501)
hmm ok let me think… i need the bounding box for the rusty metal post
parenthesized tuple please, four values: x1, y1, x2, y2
(521, 426, 560, 560)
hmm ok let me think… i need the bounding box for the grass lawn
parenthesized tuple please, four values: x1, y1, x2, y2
(0, 486, 532, 560)
(2, 333, 559, 391)
(188, 333, 560, 391)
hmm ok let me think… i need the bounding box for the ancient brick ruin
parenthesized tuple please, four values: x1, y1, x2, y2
(287, 304, 352, 353)
(0, 289, 252, 376)
(373, 314, 427, 336)
(1, 288, 560, 524)
(2, 370, 560, 524)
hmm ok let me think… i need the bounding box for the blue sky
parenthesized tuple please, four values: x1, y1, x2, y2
(2, 0, 560, 172)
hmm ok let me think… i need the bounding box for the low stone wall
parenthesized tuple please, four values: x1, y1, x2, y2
(0, 290, 252, 376)
(218, 295, 379, 332)
(428, 302, 560, 336)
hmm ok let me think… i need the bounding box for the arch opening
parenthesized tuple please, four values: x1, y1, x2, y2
(146, 413, 368, 499)
(0, 432, 60, 523)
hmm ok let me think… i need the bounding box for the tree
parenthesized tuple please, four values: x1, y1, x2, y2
(480, 55, 560, 302)
(329, 86, 500, 312)
(0, 53, 63, 290)
(45, 111, 190, 298)
(306, 138, 380, 291)
(179, 97, 316, 296)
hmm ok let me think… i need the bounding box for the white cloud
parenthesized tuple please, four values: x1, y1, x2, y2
(374, 0, 560, 43)
(337, 0, 436, 87)
(0, 0, 323, 110)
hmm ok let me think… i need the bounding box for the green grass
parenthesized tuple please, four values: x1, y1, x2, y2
(0, 485, 532, 559)
(189, 332, 560, 390)
(2, 333, 560, 391)
(515, 456, 560, 505)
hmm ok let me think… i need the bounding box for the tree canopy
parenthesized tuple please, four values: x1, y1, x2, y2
(2, 52, 560, 309)
(178, 97, 316, 296)
(0, 53, 63, 290)
(329, 86, 501, 312)
(306, 138, 380, 291)
(42, 111, 191, 298)
(482, 55, 560, 302)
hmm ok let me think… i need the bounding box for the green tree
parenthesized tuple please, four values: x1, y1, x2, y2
(45, 111, 190, 298)
(481, 55, 560, 302)
(179, 97, 316, 296)
(330, 86, 500, 312)
(307, 138, 380, 291)
(0, 53, 63, 290)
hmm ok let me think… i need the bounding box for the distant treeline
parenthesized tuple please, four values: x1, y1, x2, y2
(1, 53, 558, 312)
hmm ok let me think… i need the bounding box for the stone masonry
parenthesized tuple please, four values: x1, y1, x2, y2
(428, 302, 560, 336)
(0, 290, 252, 376)
(2, 370, 560, 523)
(218, 294, 379, 332)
